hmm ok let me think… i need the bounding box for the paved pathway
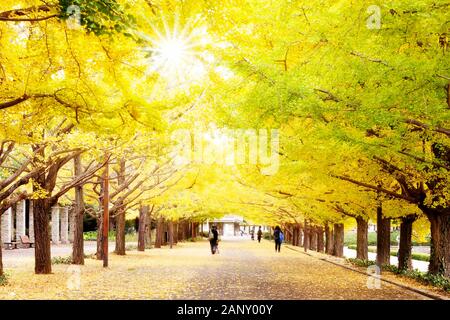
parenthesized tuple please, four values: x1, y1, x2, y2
(0, 238, 430, 300)
(2, 241, 115, 268)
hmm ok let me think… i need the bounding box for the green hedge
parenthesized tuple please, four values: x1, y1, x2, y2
(344, 231, 429, 246)
(346, 245, 430, 262)
(186, 236, 204, 242)
(83, 231, 138, 242)
(51, 253, 96, 265)
(51, 256, 73, 265)
(0, 273, 9, 286)
(83, 231, 113, 241)
(262, 232, 273, 240)
(345, 231, 400, 246)
(405, 252, 430, 262)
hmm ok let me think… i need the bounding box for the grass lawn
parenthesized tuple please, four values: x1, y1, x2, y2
(344, 231, 429, 246)
(83, 231, 138, 242)
(346, 244, 430, 262)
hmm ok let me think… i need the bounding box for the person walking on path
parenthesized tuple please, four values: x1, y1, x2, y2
(273, 226, 284, 252)
(257, 226, 263, 243)
(209, 225, 219, 254)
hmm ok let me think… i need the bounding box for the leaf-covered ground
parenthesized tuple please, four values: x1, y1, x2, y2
(0, 239, 435, 300)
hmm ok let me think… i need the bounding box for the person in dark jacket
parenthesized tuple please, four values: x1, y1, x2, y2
(257, 226, 263, 243)
(273, 226, 283, 252)
(209, 225, 219, 254)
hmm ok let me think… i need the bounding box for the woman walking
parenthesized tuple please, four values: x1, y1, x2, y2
(273, 226, 283, 252)
(209, 225, 219, 254)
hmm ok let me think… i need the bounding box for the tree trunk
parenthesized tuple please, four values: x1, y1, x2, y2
(114, 207, 126, 255)
(289, 226, 294, 244)
(356, 216, 368, 260)
(292, 226, 295, 245)
(317, 227, 324, 252)
(146, 221, 152, 248)
(155, 217, 163, 248)
(310, 229, 317, 250)
(177, 220, 183, 241)
(398, 215, 415, 271)
(187, 221, 191, 239)
(163, 221, 169, 245)
(376, 204, 391, 267)
(169, 220, 174, 249)
(96, 214, 103, 260)
(332, 223, 344, 257)
(183, 221, 188, 240)
(178, 221, 182, 241)
(138, 205, 148, 252)
(33, 198, 52, 274)
(191, 222, 196, 239)
(96, 182, 104, 260)
(0, 212, 3, 276)
(303, 220, 310, 252)
(101, 154, 110, 268)
(145, 209, 152, 248)
(298, 225, 303, 247)
(292, 226, 298, 246)
(423, 208, 450, 277)
(174, 222, 178, 244)
(72, 154, 85, 265)
(325, 224, 334, 255)
(114, 159, 126, 255)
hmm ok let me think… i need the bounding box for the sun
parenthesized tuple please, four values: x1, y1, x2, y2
(139, 16, 210, 89)
(157, 37, 188, 67)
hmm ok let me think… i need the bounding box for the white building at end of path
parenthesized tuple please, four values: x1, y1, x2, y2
(201, 215, 270, 237)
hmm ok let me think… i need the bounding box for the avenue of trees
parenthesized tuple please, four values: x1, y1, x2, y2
(0, 0, 449, 280)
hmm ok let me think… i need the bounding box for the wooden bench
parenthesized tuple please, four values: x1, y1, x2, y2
(19, 235, 34, 248)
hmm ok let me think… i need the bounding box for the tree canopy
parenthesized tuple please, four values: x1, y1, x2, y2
(0, 0, 449, 276)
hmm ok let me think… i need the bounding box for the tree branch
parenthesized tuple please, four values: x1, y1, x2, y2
(404, 118, 450, 137)
(0, 94, 52, 110)
(331, 174, 416, 203)
(0, 5, 58, 22)
(350, 51, 390, 67)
